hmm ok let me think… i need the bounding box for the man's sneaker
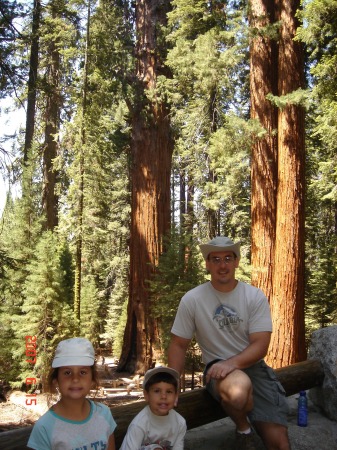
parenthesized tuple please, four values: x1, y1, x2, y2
(235, 430, 258, 450)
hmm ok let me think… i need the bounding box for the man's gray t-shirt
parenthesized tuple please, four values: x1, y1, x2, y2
(171, 281, 272, 365)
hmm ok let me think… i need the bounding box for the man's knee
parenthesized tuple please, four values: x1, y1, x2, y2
(217, 369, 253, 410)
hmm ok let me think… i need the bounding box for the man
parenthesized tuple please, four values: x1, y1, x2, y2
(168, 236, 290, 450)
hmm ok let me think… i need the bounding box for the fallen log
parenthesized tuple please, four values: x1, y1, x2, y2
(113, 359, 324, 445)
(0, 359, 324, 450)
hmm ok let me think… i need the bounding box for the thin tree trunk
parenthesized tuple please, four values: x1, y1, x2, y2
(118, 0, 173, 373)
(184, 174, 195, 270)
(42, 3, 60, 231)
(23, 0, 40, 164)
(181, 170, 195, 270)
(267, 0, 306, 367)
(180, 169, 186, 227)
(249, 0, 278, 298)
(74, 0, 91, 327)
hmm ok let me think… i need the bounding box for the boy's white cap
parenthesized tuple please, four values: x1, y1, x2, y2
(143, 366, 180, 388)
(52, 338, 95, 368)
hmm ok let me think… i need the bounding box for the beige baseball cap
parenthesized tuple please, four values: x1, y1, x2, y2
(199, 236, 241, 260)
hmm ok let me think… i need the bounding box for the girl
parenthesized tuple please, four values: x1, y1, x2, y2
(28, 337, 116, 450)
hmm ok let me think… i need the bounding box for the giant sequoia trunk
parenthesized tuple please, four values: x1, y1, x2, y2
(250, 0, 278, 297)
(268, 0, 306, 367)
(250, 0, 306, 367)
(118, 0, 173, 373)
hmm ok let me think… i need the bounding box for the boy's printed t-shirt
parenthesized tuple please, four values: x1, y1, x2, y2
(119, 405, 186, 450)
(27, 400, 116, 450)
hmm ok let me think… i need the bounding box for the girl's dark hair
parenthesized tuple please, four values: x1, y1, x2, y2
(144, 372, 178, 392)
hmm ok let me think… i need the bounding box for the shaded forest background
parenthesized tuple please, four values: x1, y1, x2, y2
(0, 0, 336, 387)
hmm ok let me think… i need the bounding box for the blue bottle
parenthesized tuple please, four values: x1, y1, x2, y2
(297, 390, 308, 427)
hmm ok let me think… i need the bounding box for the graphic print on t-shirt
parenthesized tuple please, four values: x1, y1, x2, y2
(141, 439, 172, 449)
(213, 304, 243, 332)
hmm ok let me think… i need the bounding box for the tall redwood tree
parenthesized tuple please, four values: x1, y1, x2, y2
(118, 0, 173, 373)
(250, 0, 306, 366)
(268, 0, 306, 367)
(250, 0, 278, 297)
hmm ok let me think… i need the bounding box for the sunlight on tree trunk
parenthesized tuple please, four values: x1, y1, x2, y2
(250, 0, 278, 299)
(118, 0, 173, 373)
(267, 0, 306, 367)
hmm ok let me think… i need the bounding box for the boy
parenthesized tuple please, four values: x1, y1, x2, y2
(119, 366, 186, 450)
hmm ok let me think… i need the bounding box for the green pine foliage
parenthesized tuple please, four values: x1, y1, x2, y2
(0, 243, 22, 384)
(0, 0, 25, 97)
(165, 0, 251, 246)
(16, 231, 75, 387)
(0, 0, 337, 384)
(106, 297, 128, 358)
(205, 116, 252, 235)
(103, 251, 130, 357)
(305, 131, 337, 335)
(297, 0, 337, 335)
(149, 229, 206, 354)
(0, 159, 45, 386)
(58, 0, 131, 337)
(80, 275, 101, 345)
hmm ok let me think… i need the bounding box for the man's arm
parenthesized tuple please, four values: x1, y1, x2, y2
(205, 331, 271, 382)
(167, 334, 191, 375)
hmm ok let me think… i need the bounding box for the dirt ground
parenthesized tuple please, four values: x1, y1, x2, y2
(0, 389, 144, 432)
(0, 391, 49, 431)
(0, 358, 202, 435)
(2, 363, 337, 450)
(0, 358, 143, 432)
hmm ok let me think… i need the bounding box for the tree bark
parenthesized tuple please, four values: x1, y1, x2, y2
(206, 87, 220, 237)
(249, 0, 306, 367)
(42, 2, 60, 231)
(74, 0, 91, 327)
(267, 0, 306, 367)
(249, 0, 278, 297)
(118, 0, 173, 373)
(23, 0, 40, 164)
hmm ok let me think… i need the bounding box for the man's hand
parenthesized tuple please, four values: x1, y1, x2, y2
(205, 359, 237, 383)
(205, 331, 271, 384)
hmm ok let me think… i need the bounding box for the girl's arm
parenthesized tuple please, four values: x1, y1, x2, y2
(107, 433, 116, 450)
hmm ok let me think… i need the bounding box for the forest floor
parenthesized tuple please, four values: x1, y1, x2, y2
(2, 358, 337, 449)
(0, 356, 206, 433)
(0, 356, 145, 432)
